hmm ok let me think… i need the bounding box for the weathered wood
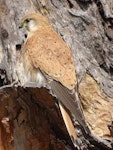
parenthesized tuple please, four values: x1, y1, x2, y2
(0, 0, 113, 149)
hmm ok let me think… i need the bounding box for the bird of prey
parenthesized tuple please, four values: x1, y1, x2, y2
(19, 12, 90, 148)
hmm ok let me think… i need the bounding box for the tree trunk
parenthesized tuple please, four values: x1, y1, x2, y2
(0, 0, 113, 149)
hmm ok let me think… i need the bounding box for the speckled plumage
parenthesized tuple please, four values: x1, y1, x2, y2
(22, 23, 76, 89)
(20, 13, 78, 146)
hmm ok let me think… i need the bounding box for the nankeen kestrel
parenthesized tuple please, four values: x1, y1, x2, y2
(19, 13, 89, 147)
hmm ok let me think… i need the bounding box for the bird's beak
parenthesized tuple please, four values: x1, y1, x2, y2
(19, 25, 22, 29)
(19, 22, 23, 29)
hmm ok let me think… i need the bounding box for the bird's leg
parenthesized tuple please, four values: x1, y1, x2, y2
(22, 81, 45, 88)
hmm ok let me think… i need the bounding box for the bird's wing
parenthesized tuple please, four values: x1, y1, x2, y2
(23, 26, 76, 89)
(48, 79, 90, 135)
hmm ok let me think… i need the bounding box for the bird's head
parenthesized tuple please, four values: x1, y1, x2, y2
(19, 13, 49, 33)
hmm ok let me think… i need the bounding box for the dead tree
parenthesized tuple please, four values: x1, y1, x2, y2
(0, 0, 113, 149)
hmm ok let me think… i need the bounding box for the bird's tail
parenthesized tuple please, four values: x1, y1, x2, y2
(49, 80, 90, 134)
(49, 80, 90, 148)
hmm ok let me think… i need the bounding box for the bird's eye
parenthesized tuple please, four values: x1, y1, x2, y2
(25, 18, 31, 23)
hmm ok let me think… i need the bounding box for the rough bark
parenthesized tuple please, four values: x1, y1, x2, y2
(0, 0, 113, 149)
